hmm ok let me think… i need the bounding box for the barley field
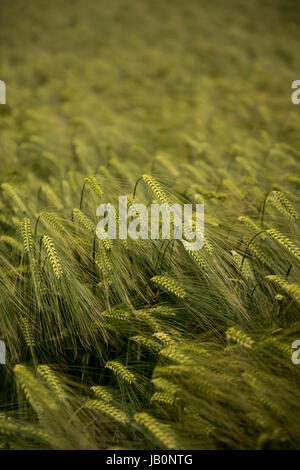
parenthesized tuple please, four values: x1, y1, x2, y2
(0, 0, 300, 450)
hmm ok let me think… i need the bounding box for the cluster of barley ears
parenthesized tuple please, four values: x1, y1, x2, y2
(0, 0, 300, 452)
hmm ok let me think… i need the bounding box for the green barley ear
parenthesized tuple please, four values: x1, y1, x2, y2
(42, 235, 63, 278)
(105, 361, 136, 384)
(135, 310, 161, 332)
(244, 236, 273, 268)
(180, 342, 207, 355)
(85, 176, 103, 199)
(21, 218, 33, 254)
(191, 184, 226, 200)
(153, 365, 188, 378)
(275, 293, 284, 301)
(97, 278, 112, 290)
(73, 208, 95, 232)
(1, 183, 27, 214)
(226, 327, 254, 348)
(62, 180, 72, 208)
(134, 412, 179, 449)
(85, 400, 129, 424)
(153, 331, 175, 346)
(223, 178, 244, 199)
(0, 420, 60, 449)
(40, 212, 65, 233)
(182, 242, 207, 270)
(267, 228, 300, 261)
(238, 216, 266, 238)
(101, 307, 131, 321)
(184, 406, 215, 436)
(152, 377, 180, 394)
(142, 174, 170, 204)
(41, 184, 63, 210)
(121, 238, 129, 250)
(155, 152, 179, 179)
(130, 335, 162, 352)
(269, 191, 298, 221)
(37, 365, 65, 401)
(90, 386, 114, 402)
(99, 236, 113, 251)
(236, 156, 256, 177)
(14, 364, 58, 412)
(0, 236, 23, 252)
(31, 258, 47, 294)
(159, 346, 192, 364)
(231, 250, 254, 280)
(149, 306, 176, 317)
(284, 174, 300, 185)
(20, 317, 35, 348)
(258, 336, 292, 356)
(150, 391, 177, 406)
(266, 275, 300, 303)
(151, 275, 186, 299)
(204, 213, 220, 227)
(203, 237, 214, 255)
(95, 241, 112, 273)
(243, 373, 283, 416)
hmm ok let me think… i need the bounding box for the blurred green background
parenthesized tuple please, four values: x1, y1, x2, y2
(1, 0, 300, 180)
